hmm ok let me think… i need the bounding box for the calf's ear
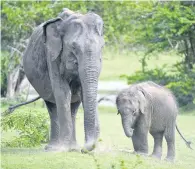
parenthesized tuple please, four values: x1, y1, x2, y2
(137, 90, 147, 114)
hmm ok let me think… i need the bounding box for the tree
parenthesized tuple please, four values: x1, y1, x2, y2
(130, 1, 195, 70)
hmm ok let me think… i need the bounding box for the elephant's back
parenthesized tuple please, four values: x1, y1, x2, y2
(23, 25, 53, 101)
(140, 82, 178, 115)
(147, 85, 178, 115)
(146, 85, 178, 132)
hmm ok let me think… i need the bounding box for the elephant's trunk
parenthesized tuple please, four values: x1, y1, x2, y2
(122, 116, 134, 137)
(80, 62, 99, 151)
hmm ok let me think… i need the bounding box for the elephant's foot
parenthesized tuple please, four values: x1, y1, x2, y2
(81, 141, 96, 153)
(150, 153, 162, 160)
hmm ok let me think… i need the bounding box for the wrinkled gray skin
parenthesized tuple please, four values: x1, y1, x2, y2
(23, 9, 104, 152)
(116, 81, 178, 161)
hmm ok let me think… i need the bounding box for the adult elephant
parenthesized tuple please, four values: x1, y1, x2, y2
(23, 9, 104, 152)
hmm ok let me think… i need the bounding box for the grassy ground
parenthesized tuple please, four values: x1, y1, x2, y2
(100, 49, 181, 80)
(1, 104, 195, 169)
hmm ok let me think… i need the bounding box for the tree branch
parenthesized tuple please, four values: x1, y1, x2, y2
(2, 96, 41, 116)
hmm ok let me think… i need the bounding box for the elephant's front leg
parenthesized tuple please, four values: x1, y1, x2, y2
(50, 79, 72, 151)
(132, 126, 149, 155)
(47, 56, 72, 151)
(70, 101, 81, 151)
(55, 88, 72, 151)
(81, 95, 100, 152)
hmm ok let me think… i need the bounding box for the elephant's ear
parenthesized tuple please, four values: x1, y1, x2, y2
(137, 90, 148, 114)
(88, 12, 104, 36)
(43, 18, 63, 61)
(95, 18, 103, 36)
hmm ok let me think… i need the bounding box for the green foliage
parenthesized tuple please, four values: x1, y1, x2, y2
(1, 1, 195, 54)
(132, 1, 195, 69)
(1, 1, 143, 49)
(122, 65, 195, 107)
(1, 108, 49, 147)
(166, 68, 195, 106)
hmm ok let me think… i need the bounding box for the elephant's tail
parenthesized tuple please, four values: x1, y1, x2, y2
(176, 124, 193, 150)
(2, 96, 41, 116)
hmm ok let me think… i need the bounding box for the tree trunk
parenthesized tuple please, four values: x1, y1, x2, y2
(6, 66, 25, 98)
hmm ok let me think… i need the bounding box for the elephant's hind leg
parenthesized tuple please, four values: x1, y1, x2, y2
(44, 101, 60, 151)
(164, 123, 175, 161)
(70, 101, 81, 151)
(150, 131, 164, 159)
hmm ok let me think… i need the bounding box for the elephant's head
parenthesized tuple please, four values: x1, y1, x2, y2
(116, 86, 148, 137)
(42, 9, 104, 151)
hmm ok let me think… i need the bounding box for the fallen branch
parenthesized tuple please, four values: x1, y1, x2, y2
(8, 45, 23, 56)
(2, 95, 116, 116)
(2, 96, 41, 116)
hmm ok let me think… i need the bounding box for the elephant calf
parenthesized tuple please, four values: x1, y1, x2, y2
(116, 81, 191, 161)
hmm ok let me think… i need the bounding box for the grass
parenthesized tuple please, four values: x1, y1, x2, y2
(1, 104, 195, 169)
(100, 48, 182, 81)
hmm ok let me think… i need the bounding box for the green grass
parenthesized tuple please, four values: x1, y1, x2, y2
(1, 104, 195, 169)
(100, 49, 182, 81)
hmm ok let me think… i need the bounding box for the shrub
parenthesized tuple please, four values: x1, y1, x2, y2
(166, 70, 195, 106)
(1, 107, 49, 147)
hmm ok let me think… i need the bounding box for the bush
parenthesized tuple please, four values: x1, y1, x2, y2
(1, 107, 49, 147)
(121, 65, 195, 107)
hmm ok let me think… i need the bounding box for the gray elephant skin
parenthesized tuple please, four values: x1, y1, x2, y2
(116, 81, 185, 161)
(23, 9, 104, 152)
